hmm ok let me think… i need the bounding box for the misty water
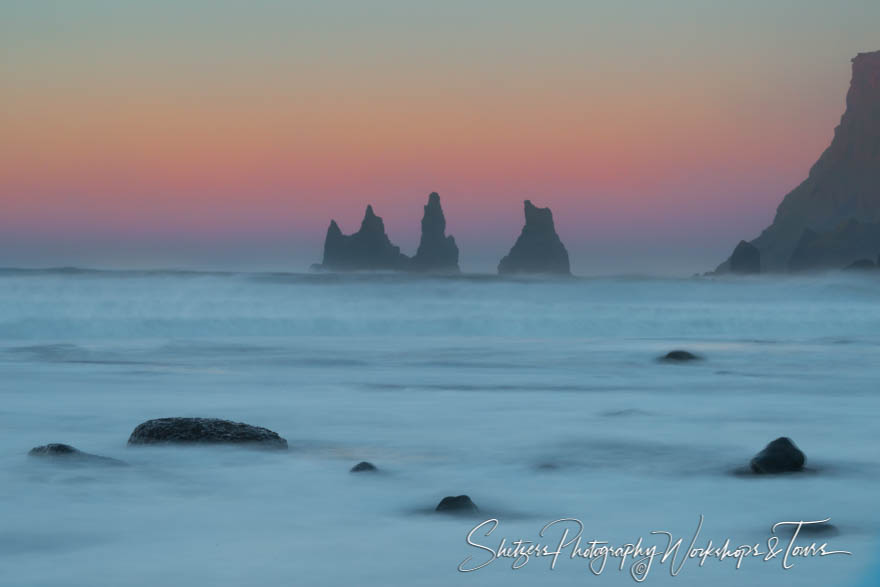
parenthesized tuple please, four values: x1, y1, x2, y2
(0, 269, 877, 586)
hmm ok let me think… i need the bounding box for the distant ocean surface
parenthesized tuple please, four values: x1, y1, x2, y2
(0, 268, 878, 586)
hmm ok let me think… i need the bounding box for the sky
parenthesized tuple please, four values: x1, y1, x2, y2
(2, 0, 879, 275)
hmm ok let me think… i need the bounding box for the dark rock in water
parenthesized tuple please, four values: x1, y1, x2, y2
(436, 495, 479, 514)
(127, 418, 288, 449)
(729, 240, 761, 274)
(660, 350, 700, 362)
(788, 219, 880, 271)
(750, 437, 806, 474)
(29, 443, 126, 466)
(316, 205, 409, 271)
(350, 461, 377, 473)
(410, 193, 459, 273)
(844, 258, 876, 270)
(715, 51, 880, 272)
(498, 200, 570, 275)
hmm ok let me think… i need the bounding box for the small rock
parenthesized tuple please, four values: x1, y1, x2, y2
(660, 350, 700, 362)
(127, 417, 288, 449)
(28, 443, 126, 466)
(350, 461, 377, 473)
(436, 495, 479, 514)
(750, 437, 806, 474)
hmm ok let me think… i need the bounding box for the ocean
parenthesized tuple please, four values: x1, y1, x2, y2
(0, 268, 877, 586)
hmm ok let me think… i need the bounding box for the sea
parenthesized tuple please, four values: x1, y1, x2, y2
(0, 268, 877, 586)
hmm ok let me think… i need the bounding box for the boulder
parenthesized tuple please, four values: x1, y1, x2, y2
(350, 461, 377, 473)
(316, 205, 409, 271)
(28, 443, 126, 466)
(127, 418, 288, 449)
(435, 495, 479, 514)
(498, 200, 571, 275)
(660, 350, 700, 362)
(750, 437, 806, 474)
(729, 240, 761, 274)
(410, 192, 460, 273)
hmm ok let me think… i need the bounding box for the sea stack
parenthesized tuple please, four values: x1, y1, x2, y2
(498, 200, 571, 275)
(410, 192, 459, 273)
(728, 240, 761, 274)
(318, 205, 409, 271)
(715, 50, 880, 272)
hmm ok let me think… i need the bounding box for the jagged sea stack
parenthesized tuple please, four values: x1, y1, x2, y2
(318, 205, 409, 271)
(715, 50, 880, 272)
(410, 192, 460, 273)
(729, 240, 761, 274)
(498, 200, 570, 275)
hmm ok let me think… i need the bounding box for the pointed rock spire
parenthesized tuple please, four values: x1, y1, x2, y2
(317, 205, 409, 270)
(411, 192, 460, 273)
(498, 200, 570, 275)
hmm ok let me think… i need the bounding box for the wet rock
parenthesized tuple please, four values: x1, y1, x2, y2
(660, 350, 700, 362)
(316, 205, 409, 271)
(436, 495, 479, 514)
(127, 418, 288, 449)
(350, 461, 377, 473)
(28, 443, 126, 466)
(729, 240, 761, 274)
(498, 200, 571, 275)
(844, 258, 876, 270)
(410, 193, 459, 273)
(750, 437, 806, 474)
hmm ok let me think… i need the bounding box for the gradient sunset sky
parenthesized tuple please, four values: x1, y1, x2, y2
(2, 1, 879, 274)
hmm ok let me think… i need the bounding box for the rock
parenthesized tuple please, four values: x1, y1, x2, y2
(660, 350, 700, 362)
(729, 240, 761, 274)
(788, 220, 880, 271)
(750, 437, 806, 474)
(350, 461, 377, 473)
(715, 51, 880, 272)
(316, 205, 409, 271)
(410, 193, 460, 273)
(28, 443, 126, 466)
(844, 258, 876, 270)
(498, 200, 571, 275)
(436, 495, 479, 514)
(127, 418, 288, 449)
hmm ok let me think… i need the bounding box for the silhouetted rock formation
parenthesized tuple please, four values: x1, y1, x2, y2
(844, 258, 876, 270)
(787, 219, 880, 271)
(410, 193, 459, 273)
(29, 443, 126, 466)
(127, 418, 288, 449)
(750, 437, 805, 474)
(728, 240, 761, 274)
(716, 51, 880, 272)
(435, 495, 478, 514)
(659, 350, 701, 362)
(498, 200, 570, 275)
(350, 461, 377, 473)
(317, 205, 409, 271)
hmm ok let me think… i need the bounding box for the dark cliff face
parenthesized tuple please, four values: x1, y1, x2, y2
(319, 205, 409, 271)
(717, 50, 880, 272)
(728, 240, 761, 274)
(497, 200, 571, 275)
(788, 219, 880, 271)
(410, 192, 460, 273)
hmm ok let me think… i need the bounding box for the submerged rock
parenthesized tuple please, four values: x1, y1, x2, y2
(28, 443, 126, 466)
(498, 200, 570, 275)
(350, 461, 377, 473)
(729, 240, 761, 274)
(750, 437, 806, 474)
(436, 495, 479, 514)
(660, 350, 700, 362)
(316, 205, 409, 271)
(410, 193, 459, 273)
(127, 418, 288, 449)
